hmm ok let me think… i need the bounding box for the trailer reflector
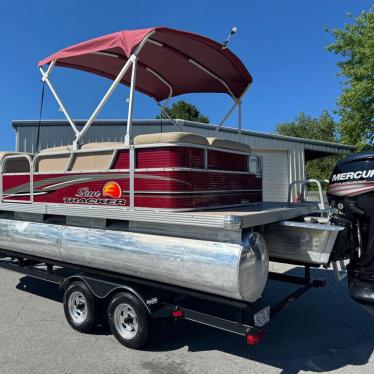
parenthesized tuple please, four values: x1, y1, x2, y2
(246, 329, 264, 345)
(172, 310, 183, 318)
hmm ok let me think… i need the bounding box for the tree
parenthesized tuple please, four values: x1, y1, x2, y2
(277, 111, 338, 142)
(276, 111, 341, 180)
(157, 100, 209, 123)
(326, 7, 374, 150)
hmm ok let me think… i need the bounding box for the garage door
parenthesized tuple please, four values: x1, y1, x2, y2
(256, 150, 289, 202)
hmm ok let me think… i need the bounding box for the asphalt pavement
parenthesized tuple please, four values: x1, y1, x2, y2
(0, 262, 373, 374)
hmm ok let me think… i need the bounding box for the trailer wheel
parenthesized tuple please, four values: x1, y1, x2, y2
(107, 292, 149, 349)
(63, 281, 96, 333)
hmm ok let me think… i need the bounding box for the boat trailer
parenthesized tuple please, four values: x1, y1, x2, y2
(0, 248, 325, 348)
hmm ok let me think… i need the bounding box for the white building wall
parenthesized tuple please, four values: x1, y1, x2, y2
(257, 150, 289, 201)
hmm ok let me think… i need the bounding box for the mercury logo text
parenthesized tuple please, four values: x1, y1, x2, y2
(331, 169, 374, 182)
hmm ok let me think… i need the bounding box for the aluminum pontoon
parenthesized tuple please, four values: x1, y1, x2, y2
(1, 27, 373, 350)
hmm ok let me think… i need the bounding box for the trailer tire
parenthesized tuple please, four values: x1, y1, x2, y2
(107, 292, 149, 349)
(63, 281, 96, 333)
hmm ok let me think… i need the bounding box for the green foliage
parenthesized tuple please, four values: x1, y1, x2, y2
(276, 111, 342, 180)
(276, 111, 338, 143)
(326, 7, 374, 150)
(305, 155, 342, 181)
(156, 100, 209, 123)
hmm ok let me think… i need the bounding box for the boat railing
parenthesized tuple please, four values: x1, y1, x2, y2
(0, 144, 260, 209)
(288, 179, 329, 211)
(249, 154, 263, 177)
(0, 154, 34, 204)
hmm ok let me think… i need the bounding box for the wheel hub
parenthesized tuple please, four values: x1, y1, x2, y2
(114, 303, 139, 339)
(68, 291, 88, 324)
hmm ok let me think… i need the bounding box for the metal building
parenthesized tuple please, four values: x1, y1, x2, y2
(12, 119, 355, 202)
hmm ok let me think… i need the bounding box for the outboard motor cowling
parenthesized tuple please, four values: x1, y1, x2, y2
(327, 151, 374, 304)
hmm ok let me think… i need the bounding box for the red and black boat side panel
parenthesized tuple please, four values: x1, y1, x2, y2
(2, 145, 262, 210)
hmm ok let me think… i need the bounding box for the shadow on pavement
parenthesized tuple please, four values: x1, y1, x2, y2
(15, 266, 374, 373)
(16, 275, 63, 303)
(15, 274, 110, 335)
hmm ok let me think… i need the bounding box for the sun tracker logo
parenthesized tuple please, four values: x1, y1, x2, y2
(103, 181, 122, 199)
(63, 183, 126, 206)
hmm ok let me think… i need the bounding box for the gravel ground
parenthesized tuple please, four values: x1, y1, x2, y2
(0, 262, 373, 374)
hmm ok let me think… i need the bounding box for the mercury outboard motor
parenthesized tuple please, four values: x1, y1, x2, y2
(327, 151, 374, 305)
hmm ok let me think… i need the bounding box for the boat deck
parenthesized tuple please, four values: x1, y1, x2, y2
(0, 201, 319, 231)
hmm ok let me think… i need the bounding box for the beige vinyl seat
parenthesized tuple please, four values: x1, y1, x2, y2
(37, 142, 125, 172)
(134, 132, 209, 146)
(39, 142, 125, 153)
(34, 135, 251, 172)
(207, 137, 252, 153)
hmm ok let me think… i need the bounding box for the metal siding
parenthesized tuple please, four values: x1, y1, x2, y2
(257, 150, 289, 202)
(13, 120, 354, 154)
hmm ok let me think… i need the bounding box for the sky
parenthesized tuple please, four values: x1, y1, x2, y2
(0, 0, 372, 150)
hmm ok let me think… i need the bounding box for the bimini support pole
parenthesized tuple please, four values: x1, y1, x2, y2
(238, 100, 242, 135)
(74, 55, 135, 149)
(39, 62, 79, 136)
(157, 105, 184, 131)
(215, 83, 251, 133)
(125, 57, 138, 146)
(215, 101, 238, 131)
(72, 32, 156, 149)
(126, 57, 138, 210)
(146, 67, 183, 132)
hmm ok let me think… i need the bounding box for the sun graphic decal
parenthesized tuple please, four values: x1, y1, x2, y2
(102, 181, 122, 199)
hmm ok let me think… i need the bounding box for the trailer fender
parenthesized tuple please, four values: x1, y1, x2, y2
(60, 273, 159, 314)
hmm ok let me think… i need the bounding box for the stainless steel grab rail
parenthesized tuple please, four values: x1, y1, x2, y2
(288, 179, 328, 210)
(0, 154, 34, 204)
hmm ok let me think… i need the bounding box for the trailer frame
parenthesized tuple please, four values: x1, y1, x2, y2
(0, 247, 325, 348)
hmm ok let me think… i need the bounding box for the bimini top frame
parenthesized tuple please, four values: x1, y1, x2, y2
(38, 27, 253, 149)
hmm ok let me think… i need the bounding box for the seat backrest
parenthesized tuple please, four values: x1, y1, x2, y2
(134, 132, 208, 146)
(72, 143, 124, 171)
(37, 142, 125, 172)
(71, 151, 114, 171)
(207, 137, 252, 153)
(36, 154, 70, 172)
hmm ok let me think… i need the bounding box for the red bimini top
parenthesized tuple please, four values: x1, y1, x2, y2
(38, 27, 252, 102)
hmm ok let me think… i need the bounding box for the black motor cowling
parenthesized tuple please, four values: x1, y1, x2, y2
(327, 151, 374, 304)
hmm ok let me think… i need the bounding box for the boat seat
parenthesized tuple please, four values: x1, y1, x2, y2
(39, 145, 74, 153)
(37, 142, 125, 172)
(72, 142, 126, 171)
(134, 132, 209, 146)
(40, 142, 125, 153)
(207, 138, 252, 153)
(0, 152, 32, 173)
(81, 142, 124, 150)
